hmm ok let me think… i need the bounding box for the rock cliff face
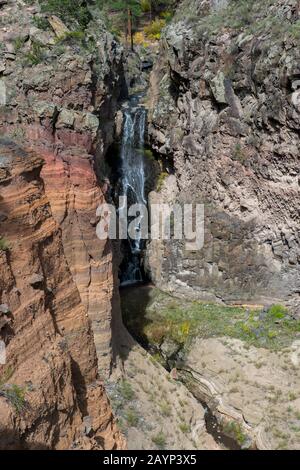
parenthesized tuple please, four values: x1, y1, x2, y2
(0, 140, 125, 449)
(147, 0, 300, 305)
(0, 0, 127, 450)
(0, 0, 126, 372)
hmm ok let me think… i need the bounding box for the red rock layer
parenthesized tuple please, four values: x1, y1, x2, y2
(0, 140, 126, 450)
(0, 2, 125, 374)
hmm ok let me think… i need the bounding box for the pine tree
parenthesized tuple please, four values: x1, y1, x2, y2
(110, 0, 142, 50)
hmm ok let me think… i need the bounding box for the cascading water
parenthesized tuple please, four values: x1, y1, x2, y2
(118, 96, 147, 285)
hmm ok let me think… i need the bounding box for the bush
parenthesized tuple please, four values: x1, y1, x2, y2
(160, 401, 171, 417)
(288, 20, 300, 39)
(141, 0, 151, 12)
(0, 237, 10, 252)
(0, 384, 26, 413)
(144, 19, 166, 40)
(118, 380, 135, 401)
(38, 0, 91, 29)
(32, 15, 49, 30)
(160, 11, 173, 23)
(125, 408, 139, 427)
(232, 142, 246, 163)
(25, 40, 45, 65)
(152, 431, 166, 449)
(55, 30, 86, 45)
(179, 422, 190, 434)
(268, 304, 287, 319)
(133, 31, 147, 45)
(223, 420, 247, 446)
(13, 37, 26, 53)
(0, 370, 26, 414)
(156, 171, 168, 191)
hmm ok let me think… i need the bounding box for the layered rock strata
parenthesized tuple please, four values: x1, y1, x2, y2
(0, 0, 126, 372)
(0, 140, 125, 450)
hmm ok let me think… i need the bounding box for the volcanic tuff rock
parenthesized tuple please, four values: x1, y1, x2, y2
(0, 0, 126, 373)
(147, 0, 300, 306)
(0, 140, 125, 449)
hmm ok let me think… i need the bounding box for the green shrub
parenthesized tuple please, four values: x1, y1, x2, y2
(160, 11, 173, 23)
(0, 369, 26, 414)
(55, 30, 85, 44)
(179, 422, 190, 434)
(38, 0, 91, 29)
(118, 380, 135, 401)
(0, 237, 10, 252)
(223, 420, 247, 446)
(152, 431, 166, 449)
(288, 20, 300, 39)
(144, 148, 155, 161)
(268, 304, 287, 319)
(25, 40, 45, 65)
(125, 408, 139, 427)
(160, 401, 171, 417)
(32, 15, 49, 30)
(0, 367, 14, 386)
(141, 0, 151, 12)
(144, 19, 166, 40)
(0, 384, 26, 413)
(13, 37, 26, 53)
(232, 142, 246, 163)
(156, 171, 168, 191)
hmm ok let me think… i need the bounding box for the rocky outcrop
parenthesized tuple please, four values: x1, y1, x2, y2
(0, 140, 125, 449)
(147, 0, 300, 306)
(0, 0, 126, 373)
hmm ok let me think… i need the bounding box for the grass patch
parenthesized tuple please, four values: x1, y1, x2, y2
(0, 369, 26, 413)
(156, 172, 168, 191)
(121, 287, 300, 352)
(24, 40, 45, 65)
(32, 15, 49, 30)
(125, 408, 139, 427)
(0, 237, 10, 252)
(55, 30, 86, 45)
(179, 422, 190, 434)
(144, 19, 166, 40)
(152, 431, 166, 449)
(38, 0, 91, 29)
(232, 142, 246, 164)
(117, 380, 135, 401)
(13, 37, 26, 53)
(160, 401, 172, 417)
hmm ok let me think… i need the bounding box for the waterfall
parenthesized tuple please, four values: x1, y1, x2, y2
(118, 98, 147, 286)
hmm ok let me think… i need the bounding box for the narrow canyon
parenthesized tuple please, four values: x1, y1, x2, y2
(0, 0, 300, 452)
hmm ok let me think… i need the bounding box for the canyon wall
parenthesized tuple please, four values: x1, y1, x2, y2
(0, 140, 125, 449)
(0, 0, 126, 373)
(147, 0, 300, 306)
(0, 1, 126, 449)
